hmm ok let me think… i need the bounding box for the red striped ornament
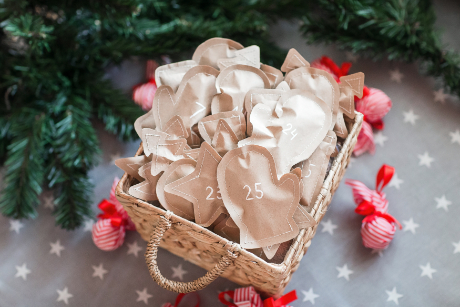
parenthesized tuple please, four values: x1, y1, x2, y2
(132, 60, 159, 111)
(92, 178, 135, 251)
(346, 165, 401, 250)
(311, 56, 392, 156)
(218, 286, 297, 307)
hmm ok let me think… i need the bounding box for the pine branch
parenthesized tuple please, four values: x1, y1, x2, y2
(90, 79, 143, 141)
(0, 109, 47, 219)
(46, 95, 99, 229)
(299, 0, 460, 99)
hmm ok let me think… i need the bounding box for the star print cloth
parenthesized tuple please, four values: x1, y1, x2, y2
(2, 21, 460, 306)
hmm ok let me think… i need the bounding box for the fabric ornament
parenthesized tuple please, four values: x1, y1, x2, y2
(346, 165, 401, 250)
(161, 293, 200, 307)
(132, 60, 159, 111)
(311, 56, 392, 156)
(218, 286, 297, 307)
(92, 177, 136, 251)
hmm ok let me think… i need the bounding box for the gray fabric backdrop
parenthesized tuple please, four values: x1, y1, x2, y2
(1, 1, 460, 305)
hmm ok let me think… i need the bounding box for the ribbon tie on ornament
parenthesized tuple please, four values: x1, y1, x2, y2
(346, 165, 401, 250)
(218, 287, 297, 307)
(97, 199, 124, 227)
(132, 60, 158, 111)
(311, 56, 392, 156)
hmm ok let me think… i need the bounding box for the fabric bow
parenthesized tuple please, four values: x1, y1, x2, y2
(218, 287, 297, 307)
(346, 165, 401, 250)
(92, 177, 135, 251)
(132, 59, 158, 111)
(311, 56, 392, 156)
(162, 293, 200, 307)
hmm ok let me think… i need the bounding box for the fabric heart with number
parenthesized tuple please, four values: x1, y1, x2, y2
(152, 65, 219, 133)
(217, 145, 303, 249)
(239, 89, 332, 178)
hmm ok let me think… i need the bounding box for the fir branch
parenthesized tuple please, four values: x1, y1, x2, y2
(46, 95, 99, 229)
(0, 109, 47, 219)
(299, 0, 460, 99)
(90, 79, 143, 141)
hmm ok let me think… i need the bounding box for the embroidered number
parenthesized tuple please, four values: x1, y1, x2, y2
(282, 123, 298, 140)
(206, 186, 222, 200)
(243, 183, 263, 200)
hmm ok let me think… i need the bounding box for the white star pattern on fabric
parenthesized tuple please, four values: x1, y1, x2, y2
(420, 263, 437, 279)
(171, 264, 188, 281)
(402, 218, 419, 234)
(50, 240, 65, 257)
(345, 51, 358, 62)
(450, 130, 460, 145)
(336, 264, 353, 281)
(302, 288, 319, 304)
(418, 152, 434, 168)
(136, 288, 153, 304)
(43, 196, 55, 210)
(403, 109, 419, 125)
(56, 287, 73, 305)
(110, 153, 121, 165)
(386, 287, 403, 305)
(371, 249, 384, 257)
(435, 195, 452, 211)
(321, 219, 337, 235)
(388, 173, 403, 189)
(433, 88, 448, 104)
(83, 219, 94, 232)
(92, 263, 108, 280)
(389, 69, 404, 83)
(374, 131, 388, 147)
(15, 263, 31, 280)
(452, 241, 460, 254)
(9, 220, 24, 234)
(127, 241, 142, 257)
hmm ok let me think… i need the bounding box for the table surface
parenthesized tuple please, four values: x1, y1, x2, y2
(1, 2, 460, 306)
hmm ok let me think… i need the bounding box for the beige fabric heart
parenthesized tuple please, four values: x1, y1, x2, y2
(156, 159, 197, 220)
(239, 89, 332, 177)
(192, 37, 244, 69)
(198, 111, 246, 143)
(165, 142, 227, 227)
(128, 162, 161, 202)
(217, 145, 301, 249)
(212, 64, 270, 113)
(152, 65, 219, 132)
(155, 60, 198, 92)
(285, 66, 340, 131)
(297, 131, 337, 212)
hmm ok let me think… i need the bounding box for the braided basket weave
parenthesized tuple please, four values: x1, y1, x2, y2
(116, 112, 363, 298)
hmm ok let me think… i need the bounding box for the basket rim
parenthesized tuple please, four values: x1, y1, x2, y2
(116, 111, 363, 271)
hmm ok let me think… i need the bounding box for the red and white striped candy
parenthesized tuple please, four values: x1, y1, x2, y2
(133, 81, 157, 111)
(345, 179, 388, 213)
(92, 219, 126, 251)
(361, 216, 396, 250)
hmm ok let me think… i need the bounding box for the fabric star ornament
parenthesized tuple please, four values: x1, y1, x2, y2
(346, 165, 401, 250)
(92, 178, 135, 251)
(165, 142, 227, 226)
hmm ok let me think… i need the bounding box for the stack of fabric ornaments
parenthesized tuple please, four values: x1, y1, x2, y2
(116, 38, 365, 263)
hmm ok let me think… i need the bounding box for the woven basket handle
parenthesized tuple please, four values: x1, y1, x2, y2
(145, 211, 239, 293)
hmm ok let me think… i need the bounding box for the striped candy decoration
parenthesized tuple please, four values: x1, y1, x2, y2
(92, 178, 135, 251)
(218, 286, 297, 307)
(311, 56, 392, 156)
(346, 165, 401, 250)
(132, 60, 159, 111)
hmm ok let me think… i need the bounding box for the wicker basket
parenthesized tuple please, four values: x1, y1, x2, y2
(116, 112, 363, 298)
